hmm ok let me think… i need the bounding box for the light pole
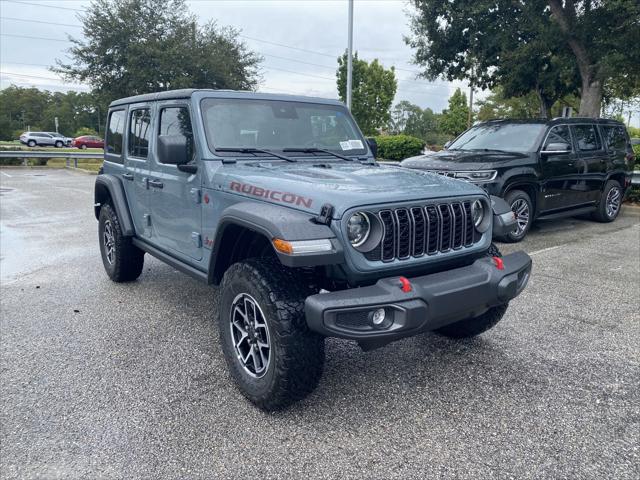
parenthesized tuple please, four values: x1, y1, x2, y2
(346, 0, 354, 110)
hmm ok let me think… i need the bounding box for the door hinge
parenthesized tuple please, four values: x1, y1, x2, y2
(191, 232, 202, 248)
(190, 188, 201, 204)
(144, 214, 151, 226)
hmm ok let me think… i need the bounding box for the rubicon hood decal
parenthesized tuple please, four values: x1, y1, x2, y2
(230, 181, 313, 208)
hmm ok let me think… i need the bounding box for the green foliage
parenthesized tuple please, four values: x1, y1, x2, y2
(337, 52, 397, 135)
(374, 134, 425, 161)
(476, 87, 581, 121)
(0, 86, 104, 140)
(627, 126, 640, 139)
(440, 88, 469, 136)
(74, 127, 98, 138)
(406, 0, 640, 117)
(388, 100, 451, 146)
(54, 0, 262, 101)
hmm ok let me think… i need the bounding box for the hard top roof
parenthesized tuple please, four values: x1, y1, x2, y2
(109, 88, 344, 108)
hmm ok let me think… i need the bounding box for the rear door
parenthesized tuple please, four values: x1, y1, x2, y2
(539, 124, 581, 211)
(146, 102, 202, 261)
(121, 104, 153, 236)
(571, 124, 607, 204)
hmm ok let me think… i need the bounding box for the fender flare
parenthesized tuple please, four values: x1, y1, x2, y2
(208, 202, 344, 283)
(94, 174, 135, 236)
(490, 195, 517, 238)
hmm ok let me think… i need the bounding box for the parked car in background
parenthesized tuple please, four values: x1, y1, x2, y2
(46, 132, 73, 146)
(72, 135, 104, 149)
(19, 131, 68, 148)
(401, 118, 635, 242)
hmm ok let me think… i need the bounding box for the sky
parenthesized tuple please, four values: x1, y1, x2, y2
(0, 0, 472, 114)
(1, 0, 638, 126)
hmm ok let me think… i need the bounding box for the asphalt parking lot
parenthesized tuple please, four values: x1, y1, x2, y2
(1, 168, 639, 479)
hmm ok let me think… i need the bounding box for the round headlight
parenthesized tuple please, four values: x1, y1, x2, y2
(347, 212, 371, 247)
(472, 200, 484, 228)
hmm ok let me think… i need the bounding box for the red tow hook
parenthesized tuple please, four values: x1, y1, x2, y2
(399, 276, 412, 292)
(493, 256, 504, 270)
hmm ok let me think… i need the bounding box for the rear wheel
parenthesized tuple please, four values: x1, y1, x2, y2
(434, 243, 508, 338)
(98, 204, 144, 282)
(218, 258, 325, 410)
(499, 189, 533, 243)
(592, 180, 622, 222)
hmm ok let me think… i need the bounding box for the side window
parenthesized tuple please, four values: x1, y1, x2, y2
(573, 125, 602, 151)
(106, 110, 126, 158)
(602, 126, 627, 151)
(543, 125, 572, 149)
(158, 106, 194, 164)
(128, 108, 151, 158)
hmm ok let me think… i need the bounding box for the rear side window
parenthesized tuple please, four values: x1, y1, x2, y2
(601, 125, 628, 151)
(158, 106, 194, 164)
(572, 125, 602, 151)
(543, 125, 572, 149)
(107, 110, 126, 158)
(128, 108, 152, 158)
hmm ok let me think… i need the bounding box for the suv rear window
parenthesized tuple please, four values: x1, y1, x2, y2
(572, 125, 601, 151)
(601, 125, 628, 151)
(107, 110, 126, 159)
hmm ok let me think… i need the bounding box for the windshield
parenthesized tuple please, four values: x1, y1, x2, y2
(448, 123, 546, 152)
(201, 98, 367, 156)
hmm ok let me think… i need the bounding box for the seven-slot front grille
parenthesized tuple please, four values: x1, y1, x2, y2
(364, 200, 480, 262)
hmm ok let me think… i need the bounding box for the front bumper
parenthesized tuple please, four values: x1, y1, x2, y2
(305, 251, 532, 350)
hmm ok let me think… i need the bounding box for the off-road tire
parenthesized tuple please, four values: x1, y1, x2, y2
(219, 258, 325, 410)
(98, 203, 144, 282)
(27, 140, 36, 147)
(499, 189, 533, 243)
(592, 180, 622, 223)
(434, 243, 508, 338)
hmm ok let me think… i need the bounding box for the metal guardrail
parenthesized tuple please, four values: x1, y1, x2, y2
(0, 150, 103, 168)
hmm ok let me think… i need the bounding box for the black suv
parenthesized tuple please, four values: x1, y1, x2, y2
(401, 118, 635, 242)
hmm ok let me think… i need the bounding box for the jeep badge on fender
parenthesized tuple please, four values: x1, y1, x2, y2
(94, 89, 532, 410)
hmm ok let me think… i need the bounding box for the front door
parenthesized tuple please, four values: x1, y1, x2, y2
(147, 103, 202, 261)
(539, 124, 581, 211)
(571, 124, 607, 204)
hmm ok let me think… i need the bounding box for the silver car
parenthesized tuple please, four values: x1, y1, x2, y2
(19, 131, 69, 148)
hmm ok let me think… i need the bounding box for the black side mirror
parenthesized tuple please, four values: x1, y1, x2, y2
(541, 142, 571, 154)
(367, 137, 378, 158)
(158, 134, 190, 165)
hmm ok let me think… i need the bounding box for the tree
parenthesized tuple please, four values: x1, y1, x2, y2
(388, 101, 443, 143)
(405, 0, 639, 118)
(54, 0, 262, 102)
(337, 52, 397, 135)
(440, 89, 469, 136)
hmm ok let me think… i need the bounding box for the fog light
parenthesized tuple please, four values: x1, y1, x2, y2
(370, 308, 386, 326)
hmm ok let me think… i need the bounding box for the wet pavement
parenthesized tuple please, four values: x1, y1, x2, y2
(1, 168, 639, 479)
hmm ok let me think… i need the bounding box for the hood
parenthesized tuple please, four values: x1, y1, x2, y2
(212, 160, 484, 218)
(401, 149, 528, 170)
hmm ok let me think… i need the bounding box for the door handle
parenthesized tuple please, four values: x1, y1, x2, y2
(148, 180, 164, 189)
(122, 173, 134, 181)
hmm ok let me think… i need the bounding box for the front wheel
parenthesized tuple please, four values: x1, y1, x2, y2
(218, 258, 325, 410)
(499, 190, 533, 243)
(27, 140, 36, 147)
(54, 140, 63, 148)
(592, 180, 622, 223)
(435, 243, 508, 338)
(80, 144, 88, 150)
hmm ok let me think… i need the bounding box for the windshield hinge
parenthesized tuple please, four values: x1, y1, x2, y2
(314, 203, 334, 226)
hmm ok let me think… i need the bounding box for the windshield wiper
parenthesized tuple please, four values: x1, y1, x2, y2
(465, 148, 518, 155)
(215, 147, 296, 162)
(282, 147, 354, 162)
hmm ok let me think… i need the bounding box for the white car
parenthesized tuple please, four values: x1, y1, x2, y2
(19, 131, 71, 148)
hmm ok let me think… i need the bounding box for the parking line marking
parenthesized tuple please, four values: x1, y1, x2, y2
(1, 172, 13, 178)
(529, 245, 562, 256)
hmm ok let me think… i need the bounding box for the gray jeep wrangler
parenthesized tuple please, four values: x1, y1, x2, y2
(95, 89, 532, 410)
